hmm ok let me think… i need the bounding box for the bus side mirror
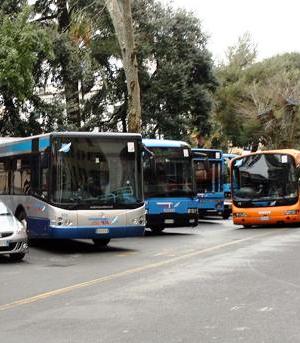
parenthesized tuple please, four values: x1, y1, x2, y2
(143, 145, 155, 159)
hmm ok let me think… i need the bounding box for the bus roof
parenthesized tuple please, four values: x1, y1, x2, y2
(192, 148, 223, 153)
(192, 148, 223, 159)
(142, 139, 190, 148)
(0, 131, 141, 146)
(232, 149, 300, 166)
(223, 153, 239, 159)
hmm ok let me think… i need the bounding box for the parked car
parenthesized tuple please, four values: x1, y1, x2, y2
(0, 202, 28, 261)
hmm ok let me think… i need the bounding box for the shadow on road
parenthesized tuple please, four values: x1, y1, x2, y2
(235, 223, 300, 231)
(197, 219, 225, 225)
(28, 239, 138, 255)
(144, 229, 195, 237)
(0, 256, 26, 264)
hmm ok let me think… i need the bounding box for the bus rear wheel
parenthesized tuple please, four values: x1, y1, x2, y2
(93, 238, 110, 247)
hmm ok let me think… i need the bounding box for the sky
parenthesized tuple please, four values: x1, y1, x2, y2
(161, 0, 300, 63)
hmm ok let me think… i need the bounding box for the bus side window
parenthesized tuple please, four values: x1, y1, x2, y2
(12, 156, 31, 195)
(31, 152, 49, 199)
(0, 159, 9, 195)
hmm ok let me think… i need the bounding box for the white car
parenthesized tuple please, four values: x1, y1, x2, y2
(0, 202, 28, 261)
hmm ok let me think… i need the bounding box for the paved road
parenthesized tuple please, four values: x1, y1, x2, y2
(1, 218, 300, 342)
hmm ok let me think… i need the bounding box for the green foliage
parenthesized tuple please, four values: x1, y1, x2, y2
(0, 5, 53, 136)
(133, 0, 217, 141)
(213, 41, 300, 150)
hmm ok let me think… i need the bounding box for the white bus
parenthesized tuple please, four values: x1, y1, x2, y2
(0, 132, 145, 246)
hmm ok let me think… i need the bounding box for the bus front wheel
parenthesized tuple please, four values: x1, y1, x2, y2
(10, 253, 26, 262)
(150, 227, 164, 234)
(222, 211, 231, 219)
(93, 238, 110, 247)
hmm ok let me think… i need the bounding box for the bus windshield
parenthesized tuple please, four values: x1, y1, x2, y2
(51, 137, 143, 209)
(144, 147, 193, 198)
(232, 153, 298, 207)
(194, 160, 222, 193)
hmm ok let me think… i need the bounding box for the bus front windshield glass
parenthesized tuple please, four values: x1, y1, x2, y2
(143, 147, 193, 198)
(51, 137, 143, 209)
(194, 160, 222, 193)
(232, 154, 298, 207)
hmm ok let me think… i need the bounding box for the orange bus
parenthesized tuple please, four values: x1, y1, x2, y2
(231, 149, 300, 227)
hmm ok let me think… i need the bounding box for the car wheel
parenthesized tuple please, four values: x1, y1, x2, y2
(93, 238, 111, 247)
(10, 253, 25, 261)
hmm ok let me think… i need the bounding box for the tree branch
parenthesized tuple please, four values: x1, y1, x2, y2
(33, 13, 58, 22)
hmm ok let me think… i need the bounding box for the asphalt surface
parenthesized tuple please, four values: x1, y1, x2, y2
(1, 218, 300, 342)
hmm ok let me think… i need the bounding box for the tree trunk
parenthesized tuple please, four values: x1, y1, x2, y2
(106, 0, 141, 133)
(57, 0, 81, 129)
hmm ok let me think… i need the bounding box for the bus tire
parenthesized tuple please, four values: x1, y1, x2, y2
(10, 253, 26, 262)
(93, 238, 110, 247)
(150, 227, 164, 234)
(243, 225, 252, 228)
(222, 211, 231, 219)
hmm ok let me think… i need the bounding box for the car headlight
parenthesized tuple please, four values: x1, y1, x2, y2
(16, 221, 26, 234)
(233, 212, 248, 218)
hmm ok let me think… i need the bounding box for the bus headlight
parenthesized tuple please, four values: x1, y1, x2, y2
(132, 215, 145, 225)
(285, 210, 299, 215)
(52, 217, 72, 226)
(188, 208, 197, 214)
(233, 212, 248, 218)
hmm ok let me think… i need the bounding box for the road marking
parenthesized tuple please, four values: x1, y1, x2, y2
(0, 230, 286, 312)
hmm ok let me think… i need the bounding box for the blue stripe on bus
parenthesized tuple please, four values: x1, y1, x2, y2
(39, 137, 50, 151)
(142, 139, 189, 148)
(27, 217, 145, 239)
(0, 140, 32, 156)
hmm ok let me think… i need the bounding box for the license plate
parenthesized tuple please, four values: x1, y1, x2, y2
(163, 209, 175, 213)
(95, 228, 109, 234)
(0, 240, 9, 247)
(164, 219, 174, 224)
(260, 216, 269, 221)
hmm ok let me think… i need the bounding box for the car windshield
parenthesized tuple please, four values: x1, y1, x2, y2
(194, 160, 222, 193)
(143, 147, 193, 198)
(51, 136, 143, 209)
(232, 153, 298, 207)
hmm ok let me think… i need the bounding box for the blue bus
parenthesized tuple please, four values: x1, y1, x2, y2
(223, 153, 239, 197)
(143, 139, 198, 233)
(192, 148, 230, 219)
(223, 153, 239, 216)
(0, 132, 145, 246)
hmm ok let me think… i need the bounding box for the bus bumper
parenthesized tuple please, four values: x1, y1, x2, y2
(31, 225, 145, 239)
(146, 213, 198, 228)
(233, 214, 300, 226)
